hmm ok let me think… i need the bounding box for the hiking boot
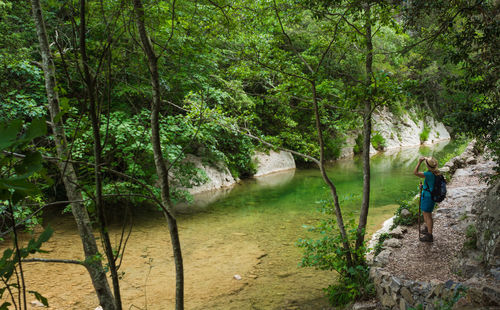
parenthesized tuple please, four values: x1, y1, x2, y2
(420, 226, 428, 234)
(419, 233, 433, 242)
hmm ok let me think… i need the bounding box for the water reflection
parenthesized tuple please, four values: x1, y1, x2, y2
(176, 140, 459, 216)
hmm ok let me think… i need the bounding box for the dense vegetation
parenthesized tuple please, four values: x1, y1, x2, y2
(0, 0, 498, 308)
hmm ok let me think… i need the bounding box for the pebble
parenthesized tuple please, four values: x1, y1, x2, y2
(31, 301, 45, 307)
(233, 274, 242, 280)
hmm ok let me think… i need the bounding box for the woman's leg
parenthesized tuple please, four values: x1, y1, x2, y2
(423, 211, 433, 235)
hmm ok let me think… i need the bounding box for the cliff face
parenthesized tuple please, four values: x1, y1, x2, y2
(340, 107, 451, 158)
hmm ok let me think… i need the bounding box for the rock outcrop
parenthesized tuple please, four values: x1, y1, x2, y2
(179, 154, 237, 195)
(252, 150, 296, 177)
(341, 107, 451, 158)
(177, 150, 297, 195)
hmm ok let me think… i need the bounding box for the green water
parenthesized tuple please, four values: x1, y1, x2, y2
(180, 140, 461, 221)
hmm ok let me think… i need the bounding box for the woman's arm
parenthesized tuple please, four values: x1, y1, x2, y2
(414, 157, 425, 178)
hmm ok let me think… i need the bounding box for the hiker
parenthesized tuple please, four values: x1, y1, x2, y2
(413, 156, 440, 242)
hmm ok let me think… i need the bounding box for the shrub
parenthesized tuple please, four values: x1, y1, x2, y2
(371, 132, 387, 151)
(298, 200, 375, 306)
(391, 190, 421, 229)
(420, 126, 430, 143)
(353, 133, 363, 154)
(374, 232, 391, 256)
(464, 224, 477, 250)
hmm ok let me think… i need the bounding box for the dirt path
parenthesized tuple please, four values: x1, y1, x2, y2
(384, 155, 496, 282)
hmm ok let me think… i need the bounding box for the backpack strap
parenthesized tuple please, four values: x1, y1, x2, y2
(424, 173, 435, 193)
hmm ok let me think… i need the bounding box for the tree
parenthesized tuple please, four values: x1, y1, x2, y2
(132, 0, 184, 308)
(30, 0, 117, 308)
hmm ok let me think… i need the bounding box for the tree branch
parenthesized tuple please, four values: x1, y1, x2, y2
(272, 0, 314, 75)
(22, 258, 84, 265)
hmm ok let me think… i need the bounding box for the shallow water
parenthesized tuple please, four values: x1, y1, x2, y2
(2, 141, 462, 309)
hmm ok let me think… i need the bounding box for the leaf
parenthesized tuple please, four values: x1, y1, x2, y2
(15, 151, 43, 178)
(22, 118, 47, 142)
(0, 119, 22, 150)
(0, 177, 37, 192)
(0, 302, 11, 310)
(37, 225, 54, 244)
(28, 290, 49, 307)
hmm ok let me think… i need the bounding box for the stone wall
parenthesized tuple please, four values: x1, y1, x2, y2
(370, 268, 465, 310)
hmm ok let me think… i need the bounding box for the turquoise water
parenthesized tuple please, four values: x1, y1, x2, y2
(181, 140, 461, 222)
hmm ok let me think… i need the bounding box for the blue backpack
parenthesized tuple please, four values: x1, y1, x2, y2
(425, 174, 447, 203)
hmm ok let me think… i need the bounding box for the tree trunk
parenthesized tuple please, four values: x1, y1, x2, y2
(132, 1, 184, 309)
(79, 0, 122, 308)
(30, 1, 116, 309)
(311, 81, 353, 267)
(356, 3, 373, 254)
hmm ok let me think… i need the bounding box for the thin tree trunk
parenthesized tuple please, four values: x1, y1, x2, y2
(78, 0, 122, 308)
(311, 81, 353, 267)
(30, 1, 116, 309)
(132, 1, 184, 308)
(356, 3, 373, 254)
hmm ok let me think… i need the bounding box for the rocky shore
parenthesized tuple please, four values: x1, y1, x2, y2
(365, 142, 500, 310)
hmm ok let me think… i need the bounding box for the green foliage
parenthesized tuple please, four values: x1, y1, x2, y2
(374, 232, 391, 256)
(298, 200, 374, 306)
(420, 126, 430, 143)
(391, 190, 421, 229)
(0, 119, 52, 308)
(0, 119, 48, 234)
(353, 134, 363, 155)
(464, 224, 477, 250)
(0, 226, 53, 308)
(440, 137, 469, 166)
(371, 132, 387, 151)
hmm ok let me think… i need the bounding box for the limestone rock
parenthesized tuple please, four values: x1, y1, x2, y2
(177, 154, 236, 195)
(401, 208, 411, 217)
(374, 249, 392, 267)
(466, 157, 477, 165)
(400, 286, 414, 304)
(252, 150, 296, 177)
(339, 107, 450, 158)
(389, 226, 405, 239)
(30, 301, 45, 307)
(351, 301, 378, 310)
(383, 238, 402, 248)
(380, 293, 396, 307)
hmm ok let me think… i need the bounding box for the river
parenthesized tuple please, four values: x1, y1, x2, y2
(4, 141, 462, 309)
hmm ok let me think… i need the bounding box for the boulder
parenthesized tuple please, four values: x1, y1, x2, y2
(389, 226, 406, 239)
(179, 154, 236, 195)
(383, 238, 402, 248)
(252, 150, 295, 177)
(401, 208, 411, 217)
(374, 249, 392, 267)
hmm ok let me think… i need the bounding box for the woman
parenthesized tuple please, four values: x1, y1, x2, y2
(413, 156, 440, 242)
